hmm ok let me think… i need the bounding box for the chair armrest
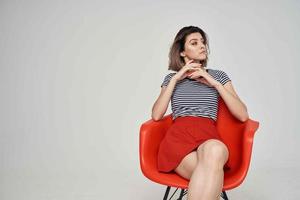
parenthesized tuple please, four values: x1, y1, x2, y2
(242, 118, 259, 169)
(227, 118, 259, 189)
(244, 119, 260, 138)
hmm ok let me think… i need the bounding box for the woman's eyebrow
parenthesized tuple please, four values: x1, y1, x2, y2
(189, 38, 204, 42)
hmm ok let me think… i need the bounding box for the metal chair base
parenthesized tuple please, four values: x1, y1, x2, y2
(163, 186, 229, 200)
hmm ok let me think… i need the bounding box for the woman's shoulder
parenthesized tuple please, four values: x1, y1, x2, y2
(165, 71, 177, 76)
(207, 67, 231, 85)
(207, 68, 229, 77)
(161, 72, 177, 87)
(163, 72, 177, 79)
(207, 68, 226, 74)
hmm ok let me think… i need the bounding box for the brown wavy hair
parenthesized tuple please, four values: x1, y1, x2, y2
(168, 26, 210, 71)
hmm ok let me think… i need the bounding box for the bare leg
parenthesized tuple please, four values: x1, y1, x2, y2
(187, 139, 229, 200)
(174, 151, 198, 180)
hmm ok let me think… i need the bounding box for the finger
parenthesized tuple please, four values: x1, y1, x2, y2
(186, 71, 194, 76)
(190, 62, 201, 65)
(187, 67, 197, 72)
(186, 60, 197, 67)
(189, 72, 197, 79)
(187, 72, 193, 78)
(200, 79, 210, 85)
(190, 64, 201, 68)
(190, 63, 202, 68)
(189, 71, 197, 75)
(191, 66, 201, 70)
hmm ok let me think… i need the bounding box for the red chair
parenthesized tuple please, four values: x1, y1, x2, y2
(139, 98, 259, 200)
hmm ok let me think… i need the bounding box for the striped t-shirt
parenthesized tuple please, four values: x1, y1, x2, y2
(161, 68, 231, 121)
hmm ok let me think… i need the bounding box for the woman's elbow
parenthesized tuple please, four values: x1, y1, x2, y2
(151, 106, 165, 121)
(151, 113, 163, 121)
(239, 112, 249, 122)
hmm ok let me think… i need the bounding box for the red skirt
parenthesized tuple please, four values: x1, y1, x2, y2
(157, 116, 230, 173)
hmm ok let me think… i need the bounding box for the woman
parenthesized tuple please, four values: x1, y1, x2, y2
(151, 26, 249, 200)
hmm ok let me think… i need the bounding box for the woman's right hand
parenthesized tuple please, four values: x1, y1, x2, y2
(172, 59, 202, 81)
(152, 60, 201, 121)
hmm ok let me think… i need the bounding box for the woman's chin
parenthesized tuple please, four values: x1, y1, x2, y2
(193, 57, 206, 62)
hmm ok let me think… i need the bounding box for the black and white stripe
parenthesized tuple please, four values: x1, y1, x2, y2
(161, 68, 231, 121)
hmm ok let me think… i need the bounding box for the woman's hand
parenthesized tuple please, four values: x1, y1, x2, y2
(172, 60, 202, 81)
(188, 68, 221, 88)
(187, 67, 207, 79)
(194, 77, 216, 87)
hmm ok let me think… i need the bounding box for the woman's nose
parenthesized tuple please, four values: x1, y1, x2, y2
(201, 42, 206, 47)
(199, 42, 205, 49)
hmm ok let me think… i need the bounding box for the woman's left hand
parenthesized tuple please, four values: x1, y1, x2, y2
(187, 67, 208, 79)
(195, 77, 215, 87)
(188, 68, 220, 87)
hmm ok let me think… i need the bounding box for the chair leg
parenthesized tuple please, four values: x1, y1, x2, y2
(177, 189, 185, 200)
(221, 191, 229, 200)
(163, 187, 188, 200)
(164, 187, 228, 200)
(163, 186, 171, 200)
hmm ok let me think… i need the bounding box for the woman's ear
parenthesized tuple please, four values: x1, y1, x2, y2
(180, 51, 185, 57)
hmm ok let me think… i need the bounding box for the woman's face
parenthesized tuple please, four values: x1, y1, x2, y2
(180, 32, 207, 63)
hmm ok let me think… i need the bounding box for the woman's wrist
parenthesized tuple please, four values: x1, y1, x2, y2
(203, 73, 221, 88)
(213, 82, 223, 89)
(171, 76, 179, 83)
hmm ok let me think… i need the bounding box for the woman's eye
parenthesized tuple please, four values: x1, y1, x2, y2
(192, 43, 197, 45)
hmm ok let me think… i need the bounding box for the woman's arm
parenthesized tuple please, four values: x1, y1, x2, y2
(190, 69, 249, 122)
(151, 77, 177, 121)
(152, 61, 203, 121)
(214, 81, 249, 122)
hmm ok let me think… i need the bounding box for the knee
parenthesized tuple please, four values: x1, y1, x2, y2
(197, 140, 229, 166)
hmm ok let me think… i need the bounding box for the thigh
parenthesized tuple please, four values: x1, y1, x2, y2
(174, 151, 198, 180)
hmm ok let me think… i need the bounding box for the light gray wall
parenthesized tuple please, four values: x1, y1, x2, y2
(1, 0, 299, 199)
